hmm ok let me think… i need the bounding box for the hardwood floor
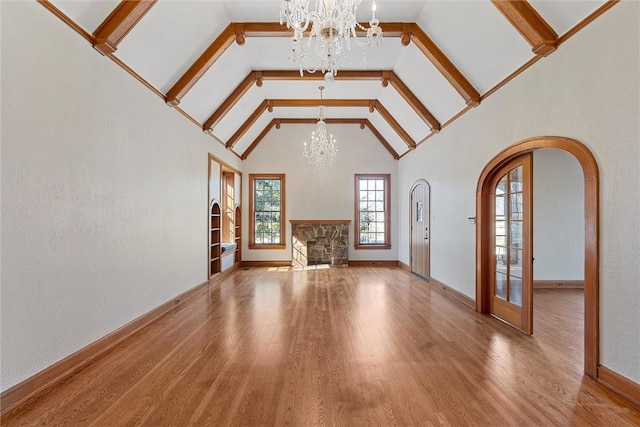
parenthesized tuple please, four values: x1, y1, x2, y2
(3, 267, 639, 426)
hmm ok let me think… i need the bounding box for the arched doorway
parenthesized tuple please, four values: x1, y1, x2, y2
(476, 136, 599, 378)
(410, 179, 431, 280)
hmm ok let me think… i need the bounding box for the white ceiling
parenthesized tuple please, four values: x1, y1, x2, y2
(50, 0, 609, 159)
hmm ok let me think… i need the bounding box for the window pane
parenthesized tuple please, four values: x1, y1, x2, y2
(510, 193, 522, 220)
(496, 175, 507, 195)
(496, 272, 507, 300)
(510, 248, 522, 278)
(509, 166, 522, 193)
(509, 276, 522, 306)
(495, 195, 505, 218)
(510, 221, 522, 248)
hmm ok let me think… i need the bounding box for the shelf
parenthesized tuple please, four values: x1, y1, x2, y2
(235, 236, 241, 240)
(210, 228, 220, 231)
(211, 243, 220, 247)
(210, 257, 220, 262)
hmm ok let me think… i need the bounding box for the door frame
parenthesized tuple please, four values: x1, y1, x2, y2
(476, 136, 599, 378)
(410, 179, 431, 279)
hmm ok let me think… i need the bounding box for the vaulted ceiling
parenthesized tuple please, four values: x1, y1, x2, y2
(42, 0, 615, 159)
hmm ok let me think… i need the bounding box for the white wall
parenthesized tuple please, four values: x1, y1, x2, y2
(533, 149, 584, 281)
(398, 2, 639, 382)
(242, 124, 398, 262)
(0, 2, 240, 391)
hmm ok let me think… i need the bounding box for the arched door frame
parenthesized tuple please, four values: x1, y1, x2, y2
(476, 136, 599, 379)
(409, 179, 431, 278)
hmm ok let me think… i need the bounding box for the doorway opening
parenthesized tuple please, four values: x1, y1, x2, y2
(476, 136, 599, 378)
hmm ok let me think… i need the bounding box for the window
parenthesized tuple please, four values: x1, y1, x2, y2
(249, 174, 285, 249)
(355, 174, 391, 249)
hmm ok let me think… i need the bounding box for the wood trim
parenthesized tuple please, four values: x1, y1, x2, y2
(204, 72, 261, 131)
(407, 24, 481, 107)
(240, 261, 292, 268)
(241, 121, 277, 160)
(397, 260, 411, 272)
(373, 101, 417, 149)
(597, 365, 640, 407)
(556, 0, 620, 46)
(271, 99, 372, 108)
(237, 22, 406, 38)
(260, 70, 385, 81)
(428, 277, 476, 310)
(0, 279, 211, 415)
(348, 260, 399, 268)
(248, 174, 286, 249)
(490, 0, 557, 56)
(165, 24, 236, 107)
(475, 136, 599, 379)
(92, 0, 157, 55)
(386, 72, 440, 132)
(240, 119, 399, 160)
(290, 220, 351, 225)
(226, 100, 271, 148)
(38, 0, 96, 44)
(354, 174, 392, 250)
(364, 120, 401, 160)
(533, 280, 584, 289)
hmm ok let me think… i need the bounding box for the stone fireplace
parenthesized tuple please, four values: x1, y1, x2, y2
(290, 220, 350, 267)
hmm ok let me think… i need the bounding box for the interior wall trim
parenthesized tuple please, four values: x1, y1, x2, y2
(597, 365, 640, 408)
(533, 280, 584, 289)
(0, 279, 212, 416)
(428, 277, 476, 309)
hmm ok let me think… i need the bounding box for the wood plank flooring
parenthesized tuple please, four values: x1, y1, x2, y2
(3, 267, 639, 426)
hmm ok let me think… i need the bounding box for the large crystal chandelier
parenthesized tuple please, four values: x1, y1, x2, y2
(303, 86, 338, 169)
(280, 0, 383, 82)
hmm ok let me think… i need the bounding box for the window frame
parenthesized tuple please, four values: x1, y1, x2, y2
(249, 174, 286, 249)
(354, 173, 391, 250)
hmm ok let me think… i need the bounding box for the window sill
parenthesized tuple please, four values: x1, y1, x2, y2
(354, 244, 392, 250)
(248, 244, 286, 250)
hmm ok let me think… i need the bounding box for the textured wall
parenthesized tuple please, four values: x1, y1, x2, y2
(0, 2, 240, 391)
(398, 2, 639, 381)
(242, 124, 398, 262)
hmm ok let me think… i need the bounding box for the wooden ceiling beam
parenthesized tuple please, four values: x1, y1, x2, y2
(210, 69, 439, 129)
(372, 101, 416, 149)
(383, 71, 440, 132)
(225, 100, 271, 149)
(204, 71, 262, 131)
(259, 70, 385, 81)
(237, 22, 406, 38)
(404, 24, 481, 107)
(270, 99, 372, 108)
(93, 0, 157, 55)
(240, 118, 400, 160)
(491, 0, 558, 56)
(165, 24, 244, 107)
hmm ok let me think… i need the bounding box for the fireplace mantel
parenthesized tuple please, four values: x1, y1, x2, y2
(290, 220, 350, 267)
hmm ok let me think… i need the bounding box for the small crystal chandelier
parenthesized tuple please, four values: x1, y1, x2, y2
(303, 86, 338, 169)
(280, 0, 383, 82)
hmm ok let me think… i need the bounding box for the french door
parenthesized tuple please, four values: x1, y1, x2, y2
(490, 154, 533, 334)
(410, 180, 430, 280)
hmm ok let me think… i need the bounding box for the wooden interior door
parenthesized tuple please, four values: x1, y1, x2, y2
(410, 181, 430, 280)
(490, 154, 533, 334)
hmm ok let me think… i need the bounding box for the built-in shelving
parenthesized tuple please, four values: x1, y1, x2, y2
(210, 200, 221, 277)
(234, 205, 241, 265)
